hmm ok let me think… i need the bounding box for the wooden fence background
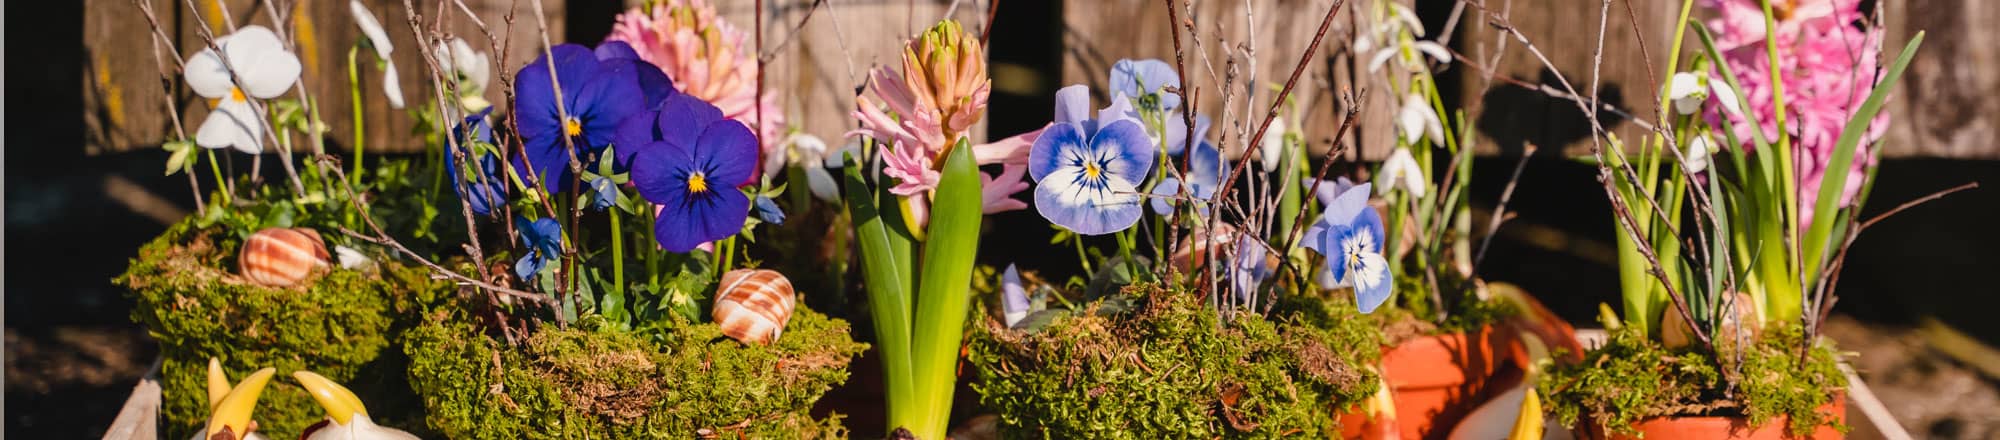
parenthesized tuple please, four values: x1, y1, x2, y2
(81, 0, 2000, 159)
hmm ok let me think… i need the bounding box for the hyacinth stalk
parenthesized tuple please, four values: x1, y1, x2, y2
(1605, 0, 1921, 348)
(846, 21, 990, 439)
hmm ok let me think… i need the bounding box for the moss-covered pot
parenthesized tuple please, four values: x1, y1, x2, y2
(1583, 392, 1846, 440)
(402, 299, 867, 439)
(967, 288, 1383, 439)
(119, 223, 448, 438)
(1540, 326, 1849, 439)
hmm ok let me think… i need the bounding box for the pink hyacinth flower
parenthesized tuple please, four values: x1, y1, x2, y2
(606, 0, 787, 179)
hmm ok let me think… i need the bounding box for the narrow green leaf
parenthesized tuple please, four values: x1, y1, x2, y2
(910, 139, 982, 439)
(841, 151, 918, 433)
(1804, 32, 1923, 282)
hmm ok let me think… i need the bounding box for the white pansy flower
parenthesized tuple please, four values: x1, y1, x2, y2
(334, 245, 374, 270)
(434, 37, 492, 110)
(1378, 147, 1427, 198)
(350, 0, 404, 109)
(185, 25, 301, 154)
(1259, 117, 1287, 173)
(1396, 93, 1444, 146)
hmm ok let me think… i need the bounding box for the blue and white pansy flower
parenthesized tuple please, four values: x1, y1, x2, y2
(1304, 181, 1393, 313)
(1030, 85, 1157, 235)
(1109, 59, 1181, 113)
(1148, 140, 1223, 216)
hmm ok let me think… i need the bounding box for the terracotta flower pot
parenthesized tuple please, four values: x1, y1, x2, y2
(1586, 392, 1847, 440)
(1379, 324, 1515, 440)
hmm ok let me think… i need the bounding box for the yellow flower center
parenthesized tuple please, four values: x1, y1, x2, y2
(687, 171, 709, 193)
(1084, 163, 1103, 180)
(229, 87, 247, 103)
(563, 117, 582, 137)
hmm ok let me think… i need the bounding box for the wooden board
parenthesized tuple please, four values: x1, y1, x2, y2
(83, 0, 564, 155)
(1060, 0, 1401, 160)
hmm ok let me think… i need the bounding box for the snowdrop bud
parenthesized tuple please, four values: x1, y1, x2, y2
(1683, 135, 1714, 174)
(1258, 117, 1286, 173)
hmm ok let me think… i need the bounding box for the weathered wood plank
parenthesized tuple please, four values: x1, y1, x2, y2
(1883, 0, 2000, 159)
(1061, 0, 1400, 160)
(83, 0, 564, 155)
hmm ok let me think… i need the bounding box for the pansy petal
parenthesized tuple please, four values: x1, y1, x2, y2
(1028, 122, 1083, 181)
(196, 98, 264, 153)
(1092, 119, 1156, 181)
(656, 93, 726, 148)
(631, 142, 691, 204)
(1187, 141, 1223, 187)
(574, 70, 646, 151)
(594, 40, 640, 60)
(599, 57, 676, 109)
(696, 119, 760, 185)
(183, 49, 233, 99)
(1034, 168, 1143, 235)
(1149, 177, 1183, 215)
(613, 109, 662, 170)
(1321, 182, 1375, 226)
(1053, 84, 1091, 126)
(1351, 251, 1392, 313)
(225, 26, 302, 98)
(1109, 59, 1181, 110)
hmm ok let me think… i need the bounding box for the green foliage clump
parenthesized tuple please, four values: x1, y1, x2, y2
(1537, 325, 1847, 436)
(966, 287, 1383, 439)
(402, 297, 867, 439)
(120, 222, 448, 438)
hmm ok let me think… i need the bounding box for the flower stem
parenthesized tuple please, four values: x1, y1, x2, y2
(347, 46, 366, 190)
(207, 149, 232, 206)
(610, 206, 626, 297)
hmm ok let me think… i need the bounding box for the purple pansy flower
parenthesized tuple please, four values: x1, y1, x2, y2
(630, 93, 757, 253)
(1030, 85, 1156, 236)
(513, 43, 673, 192)
(1304, 181, 1392, 313)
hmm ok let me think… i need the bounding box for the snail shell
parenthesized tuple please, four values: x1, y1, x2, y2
(239, 227, 330, 287)
(713, 269, 796, 345)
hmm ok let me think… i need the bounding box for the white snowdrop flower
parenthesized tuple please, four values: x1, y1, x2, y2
(1683, 135, 1716, 174)
(434, 37, 492, 111)
(350, 0, 404, 108)
(1378, 147, 1427, 198)
(1669, 71, 1744, 116)
(1396, 93, 1444, 146)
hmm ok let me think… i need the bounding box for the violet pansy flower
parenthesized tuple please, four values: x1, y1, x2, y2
(1030, 85, 1156, 236)
(630, 93, 757, 253)
(514, 216, 563, 280)
(513, 43, 673, 192)
(1304, 182, 1393, 313)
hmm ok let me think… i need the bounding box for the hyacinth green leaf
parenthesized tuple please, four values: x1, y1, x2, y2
(841, 151, 917, 432)
(910, 138, 983, 439)
(1804, 32, 1923, 282)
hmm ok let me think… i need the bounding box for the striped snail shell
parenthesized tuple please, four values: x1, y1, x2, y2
(239, 227, 330, 287)
(713, 269, 796, 345)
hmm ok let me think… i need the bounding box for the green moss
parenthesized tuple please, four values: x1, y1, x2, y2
(1537, 325, 1847, 436)
(1380, 273, 1519, 340)
(119, 221, 449, 438)
(403, 296, 867, 439)
(967, 286, 1383, 439)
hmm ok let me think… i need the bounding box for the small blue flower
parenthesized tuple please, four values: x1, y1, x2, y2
(753, 195, 786, 225)
(588, 175, 618, 211)
(446, 108, 506, 216)
(513, 43, 675, 192)
(1109, 59, 1181, 112)
(1303, 182, 1392, 313)
(631, 93, 757, 253)
(1160, 113, 1212, 156)
(514, 216, 563, 281)
(1030, 85, 1157, 235)
(1148, 141, 1223, 215)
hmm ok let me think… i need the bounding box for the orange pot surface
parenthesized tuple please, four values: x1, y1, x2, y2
(1378, 325, 1515, 440)
(1593, 395, 1848, 440)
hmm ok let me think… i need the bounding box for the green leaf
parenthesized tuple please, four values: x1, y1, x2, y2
(909, 139, 982, 439)
(842, 149, 919, 433)
(1804, 32, 1922, 283)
